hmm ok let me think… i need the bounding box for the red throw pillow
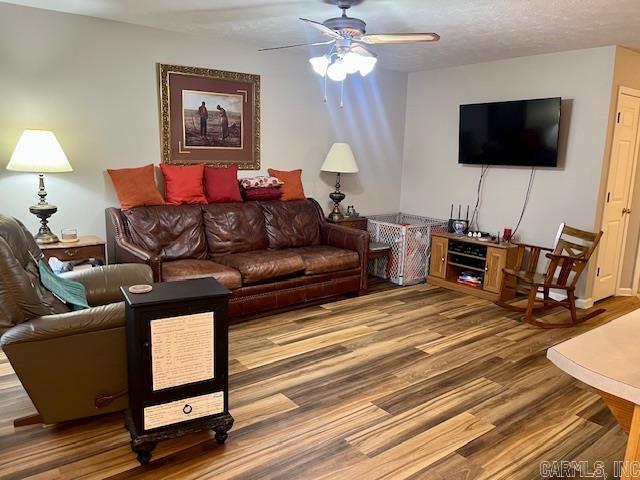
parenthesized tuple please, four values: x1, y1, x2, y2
(267, 168, 305, 201)
(241, 186, 282, 201)
(160, 164, 207, 205)
(107, 164, 165, 210)
(204, 165, 242, 203)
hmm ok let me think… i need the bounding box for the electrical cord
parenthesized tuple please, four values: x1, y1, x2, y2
(511, 166, 536, 239)
(469, 163, 490, 230)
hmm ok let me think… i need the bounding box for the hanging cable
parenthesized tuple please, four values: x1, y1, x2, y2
(469, 163, 489, 230)
(511, 166, 536, 239)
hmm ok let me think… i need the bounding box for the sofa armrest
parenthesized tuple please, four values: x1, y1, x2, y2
(0, 302, 124, 348)
(61, 264, 153, 306)
(320, 222, 369, 292)
(105, 207, 162, 280)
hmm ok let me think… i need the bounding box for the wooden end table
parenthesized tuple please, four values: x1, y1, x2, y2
(121, 278, 234, 465)
(39, 235, 106, 264)
(327, 215, 368, 231)
(328, 216, 393, 265)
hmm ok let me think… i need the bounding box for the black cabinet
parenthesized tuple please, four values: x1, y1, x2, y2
(121, 278, 234, 464)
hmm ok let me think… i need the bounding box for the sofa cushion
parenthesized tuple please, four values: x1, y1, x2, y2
(107, 164, 165, 210)
(162, 259, 242, 289)
(202, 203, 268, 256)
(267, 168, 306, 201)
(285, 246, 360, 275)
(204, 165, 242, 203)
(215, 250, 304, 284)
(261, 199, 321, 249)
(160, 164, 207, 205)
(241, 186, 282, 202)
(123, 205, 207, 261)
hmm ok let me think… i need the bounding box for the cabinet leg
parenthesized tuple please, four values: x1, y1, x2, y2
(132, 441, 156, 465)
(214, 427, 228, 444)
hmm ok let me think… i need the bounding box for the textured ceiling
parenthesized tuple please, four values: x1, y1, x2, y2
(4, 0, 640, 72)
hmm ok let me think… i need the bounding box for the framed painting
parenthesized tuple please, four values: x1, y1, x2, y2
(158, 63, 260, 169)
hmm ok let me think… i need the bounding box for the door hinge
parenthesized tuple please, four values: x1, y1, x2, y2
(617, 111, 621, 123)
(607, 192, 610, 203)
(597, 267, 600, 276)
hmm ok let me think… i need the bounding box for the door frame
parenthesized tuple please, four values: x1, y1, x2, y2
(595, 86, 640, 299)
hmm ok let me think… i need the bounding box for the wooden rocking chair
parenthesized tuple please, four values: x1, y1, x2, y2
(496, 223, 604, 328)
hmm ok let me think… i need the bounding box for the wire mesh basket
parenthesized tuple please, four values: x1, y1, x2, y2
(367, 213, 448, 286)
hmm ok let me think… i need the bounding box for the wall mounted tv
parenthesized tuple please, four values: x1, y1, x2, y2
(458, 97, 561, 167)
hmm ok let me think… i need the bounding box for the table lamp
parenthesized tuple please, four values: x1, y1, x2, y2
(321, 143, 359, 222)
(6, 130, 73, 244)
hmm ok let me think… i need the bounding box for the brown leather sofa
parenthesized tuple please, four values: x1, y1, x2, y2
(0, 215, 153, 424)
(106, 198, 369, 316)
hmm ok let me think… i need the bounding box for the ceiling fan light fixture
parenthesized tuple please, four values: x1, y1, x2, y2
(309, 55, 330, 76)
(327, 60, 347, 82)
(342, 51, 362, 74)
(358, 56, 377, 76)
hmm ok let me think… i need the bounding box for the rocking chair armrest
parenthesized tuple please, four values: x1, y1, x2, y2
(513, 242, 554, 252)
(544, 252, 586, 263)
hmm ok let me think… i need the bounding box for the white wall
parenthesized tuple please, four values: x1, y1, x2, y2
(0, 3, 408, 238)
(401, 47, 615, 252)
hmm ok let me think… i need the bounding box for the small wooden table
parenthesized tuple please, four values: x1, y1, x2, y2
(328, 215, 368, 231)
(548, 310, 640, 479)
(39, 235, 106, 264)
(369, 242, 391, 260)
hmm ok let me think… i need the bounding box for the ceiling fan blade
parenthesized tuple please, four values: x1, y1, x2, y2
(350, 44, 377, 57)
(258, 40, 334, 52)
(360, 33, 440, 44)
(299, 17, 344, 40)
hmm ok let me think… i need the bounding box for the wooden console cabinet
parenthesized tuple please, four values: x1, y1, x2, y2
(428, 232, 517, 301)
(121, 278, 234, 465)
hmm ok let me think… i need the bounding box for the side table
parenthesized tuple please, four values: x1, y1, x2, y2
(121, 278, 234, 465)
(327, 215, 368, 231)
(40, 235, 106, 264)
(327, 216, 393, 265)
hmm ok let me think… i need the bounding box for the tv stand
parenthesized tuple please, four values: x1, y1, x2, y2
(428, 232, 517, 301)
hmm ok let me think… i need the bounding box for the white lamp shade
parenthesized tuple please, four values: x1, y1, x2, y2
(321, 143, 359, 173)
(6, 130, 72, 173)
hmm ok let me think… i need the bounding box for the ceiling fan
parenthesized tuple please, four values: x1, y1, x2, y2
(259, 0, 440, 82)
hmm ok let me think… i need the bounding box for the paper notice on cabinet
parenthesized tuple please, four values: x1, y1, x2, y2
(144, 391, 224, 430)
(150, 311, 214, 391)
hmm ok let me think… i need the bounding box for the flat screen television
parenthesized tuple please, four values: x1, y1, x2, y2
(458, 97, 561, 167)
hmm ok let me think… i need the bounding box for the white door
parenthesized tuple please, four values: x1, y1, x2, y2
(594, 92, 640, 301)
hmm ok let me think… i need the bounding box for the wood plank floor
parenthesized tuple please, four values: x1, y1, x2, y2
(1, 285, 639, 480)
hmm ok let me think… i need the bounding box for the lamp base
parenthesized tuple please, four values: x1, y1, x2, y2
(328, 172, 346, 222)
(29, 202, 59, 244)
(328, 208, 344, 223)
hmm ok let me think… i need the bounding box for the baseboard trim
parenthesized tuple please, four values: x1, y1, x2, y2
(576, 297, 594, 309)
(617, 288, 633, 296)
(536, 291, 593, 310)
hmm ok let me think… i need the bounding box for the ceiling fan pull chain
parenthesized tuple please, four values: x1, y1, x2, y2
(324, 74, 328, 103)
(340, 80, 344, 108)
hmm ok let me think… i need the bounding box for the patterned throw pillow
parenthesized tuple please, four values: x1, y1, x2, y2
(239, 176, 283, 190)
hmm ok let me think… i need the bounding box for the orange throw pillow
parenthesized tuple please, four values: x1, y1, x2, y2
(107, 164, 165, 210)
(267, 168, 305, 201)
(160, 164, 207, 205)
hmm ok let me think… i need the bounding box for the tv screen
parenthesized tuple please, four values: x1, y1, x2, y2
(458, 97, 561, 167)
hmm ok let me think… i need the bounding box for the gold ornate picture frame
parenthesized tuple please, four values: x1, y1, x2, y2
(158, 63, 260, 169)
